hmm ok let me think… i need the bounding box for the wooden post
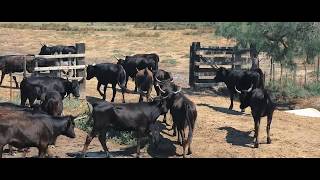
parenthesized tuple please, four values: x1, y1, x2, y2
(76, 43, 86, 99)
(189, 42, 200, 88)
(9, 73, 12, 102)
(317, 56, 319, 82)
(59, 52, 63, 78)
(23, 56, 27, 78)
(272, 62, 275, 85)
(35, 57, 39, 76)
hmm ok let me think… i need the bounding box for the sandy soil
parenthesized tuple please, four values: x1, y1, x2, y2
(1, 25, 320, 158)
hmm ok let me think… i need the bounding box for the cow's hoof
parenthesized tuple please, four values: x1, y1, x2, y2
(228, 107, 233, 110)
(241, 109, 245, 113)
(173, 132, 176, 136)
(254, 143, 259, 148)
(267, 138, 271, 144)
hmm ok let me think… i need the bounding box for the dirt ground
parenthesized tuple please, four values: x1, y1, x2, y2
(1, 24, 320, 158)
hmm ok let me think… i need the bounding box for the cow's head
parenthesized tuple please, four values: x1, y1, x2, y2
(156, 82, 181, 109)
(213, 67, 228, 83)
(235, 84, 253, 110)
(86, 64, 96, 80)
(152, 95, 169, 115)
(71, 80, 80, 98)
(39, 44, 49, 55)
(62, 116, 76, 138)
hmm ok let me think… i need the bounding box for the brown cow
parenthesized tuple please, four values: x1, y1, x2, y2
(0, 102, 76, 158)
(135, 68, 154, 102)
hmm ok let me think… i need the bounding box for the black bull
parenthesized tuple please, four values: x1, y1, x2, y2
(235, 87, 276, 148)
(115, 53, 159, 92)
(86, 63, 127, 103)
(213, 66, 264, 112)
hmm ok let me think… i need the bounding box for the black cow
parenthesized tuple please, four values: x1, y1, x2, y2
(0, 102, 76, 158)
(40, 91, 63, 117)
(82, 96, 168, 158)
(116, 53, 159, 92)
(153, 69, 173, 96)
(135, 68, 154, 102)
(86, 63, 126, 103)
(157, 82, 197, 158)
(235, 85, 276, 148)
(213, 67, 264, 112)
(153, 69, 174, 125)
(0, 55, 36, 88)
(39, 44, 76, 55)
(20, 76, 80, 107)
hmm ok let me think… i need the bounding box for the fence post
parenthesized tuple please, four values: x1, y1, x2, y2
(23, 56, 27, 78)
(9, 73, 12, 102)
(189, 42, 200, 89)
(76, 43, 86, 99)
(317, 56, 319, 82)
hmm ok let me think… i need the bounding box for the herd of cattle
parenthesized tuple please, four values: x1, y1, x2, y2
(0, 43, 276, 158)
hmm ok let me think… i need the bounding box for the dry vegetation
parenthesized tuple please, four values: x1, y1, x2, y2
(0, 23, 319, 158)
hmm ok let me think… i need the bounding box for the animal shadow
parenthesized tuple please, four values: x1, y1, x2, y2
(197, 103, 244, 115)
(147, 121, 177, 158)
(218, 126, 254, 148)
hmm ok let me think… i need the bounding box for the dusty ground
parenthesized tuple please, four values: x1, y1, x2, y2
(1, 24, 320, 158)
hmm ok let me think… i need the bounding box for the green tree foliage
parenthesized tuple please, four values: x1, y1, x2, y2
(215, 22, 320, 66)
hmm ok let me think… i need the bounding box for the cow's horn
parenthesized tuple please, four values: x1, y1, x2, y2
(157, 84, 166, 94)
(173, 87, 182, 94)
(136, 68, 139, 72)
(246, 84, 254, 92)
(113, 55, 119, 60)
(235, 86, 242, 94)
(155, 76, 162, 83)
(92, 63, 96, 66)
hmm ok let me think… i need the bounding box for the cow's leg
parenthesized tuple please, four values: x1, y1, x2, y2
(8, 145, 14, 155)
(29, 96, 36, 107)
(20, 91, 27, 106)
(0, 144, 4, 158)
(38, 145, 48, 158)
(103, 84, 108, 101)
(267, 114, 273, 144)
(0, 71, 5, 86)
(111, 84, 116, 102)
(229, 93, 234, 110)
(96, 82, 104, 99)
(12, 76, 19, 88)
(82, 130, 97, 157)
(183, 126, 194, 158)
(139, 93, 143, 102)
(173, 122, 177, 136)
(98, 131, 110, 157)
(136, 133, 141, 158)
(253, 115, 260, 148)
(162, 113, 167, 125)
(121, 88, 126, 103)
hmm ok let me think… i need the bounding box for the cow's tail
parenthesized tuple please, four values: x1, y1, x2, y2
(117, 66, 127, 91)
(154, 55, 159, 70)
(254, 68, 264, 89)
(184, 103, 197, 155)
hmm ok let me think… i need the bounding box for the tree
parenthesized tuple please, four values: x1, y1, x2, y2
(215, 22, 320, 85)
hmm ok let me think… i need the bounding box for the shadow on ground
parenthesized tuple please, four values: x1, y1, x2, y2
(218, 126, 254, 148)
(67, 121, 178, 158)
(197, 103, 245, 116)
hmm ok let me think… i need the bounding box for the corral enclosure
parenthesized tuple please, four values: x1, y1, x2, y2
(0, 22, 320, 158)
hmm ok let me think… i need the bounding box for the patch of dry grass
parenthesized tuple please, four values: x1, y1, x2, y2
(125, 31, 160, 37)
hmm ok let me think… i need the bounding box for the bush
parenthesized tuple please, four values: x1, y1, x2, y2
(125, 31, 160, 37)
(266, 79, 313, 103)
